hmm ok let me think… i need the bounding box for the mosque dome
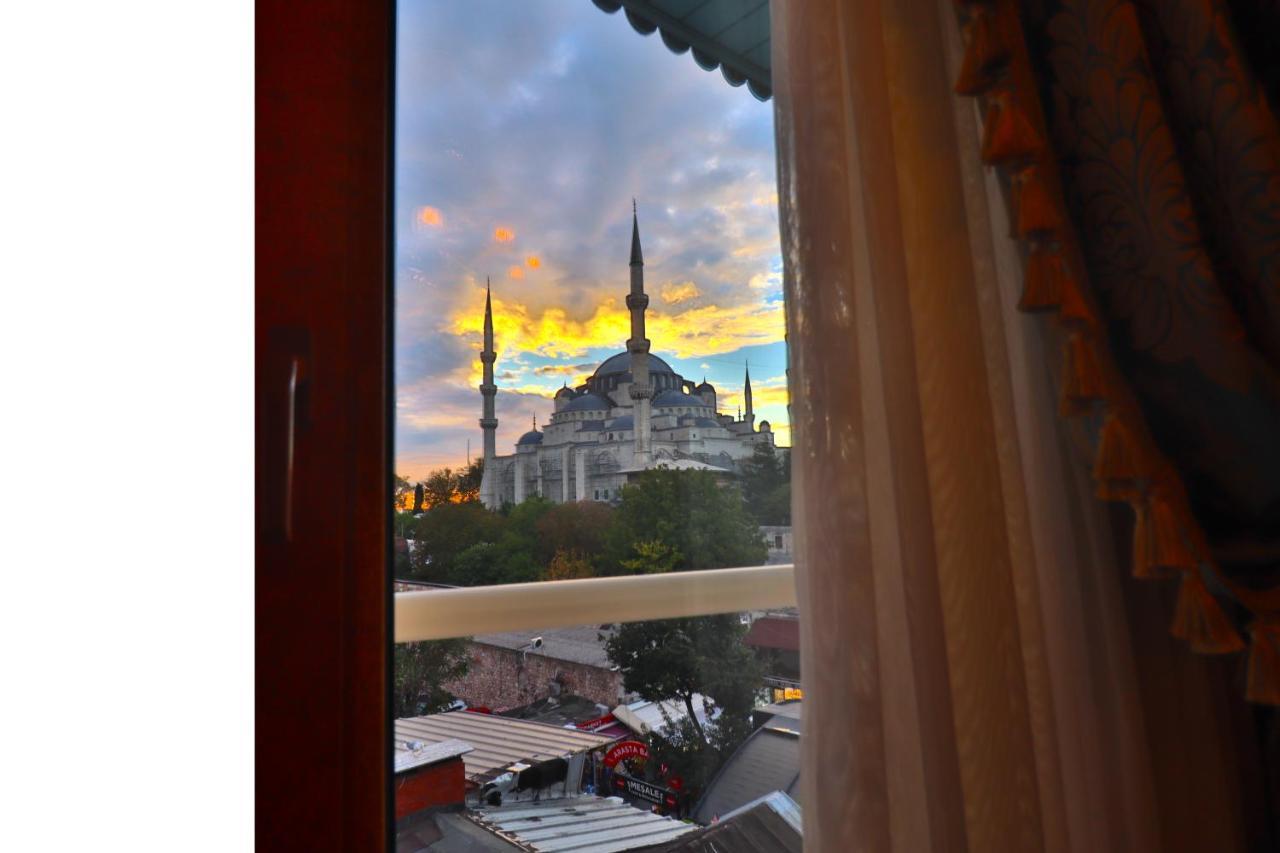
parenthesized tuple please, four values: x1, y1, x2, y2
(696, 379, 716, 392)
(555, 385, 574, 399)
(563, 393, 610, 412)
(591, 351, 675, 380)
(759, 420, 771, 432)
(653, 389, 707, 408)
(516, 430, 544, 446)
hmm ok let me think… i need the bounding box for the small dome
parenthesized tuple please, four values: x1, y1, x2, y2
(555, 386, 574, 398)
(516, 430, 544, 446)
(696, 379, 716, 392)
(563, 393, 610, 412)
(759, 420, 771, 432)
(653, 389, 707, 408)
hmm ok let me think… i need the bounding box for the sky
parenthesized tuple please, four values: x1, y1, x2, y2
(395, 0, 786, 481)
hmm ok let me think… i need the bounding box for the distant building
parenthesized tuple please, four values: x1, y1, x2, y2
(444, 625, 624, 712)
(760, 525, 792, 564)
(478, 206, 781, 508)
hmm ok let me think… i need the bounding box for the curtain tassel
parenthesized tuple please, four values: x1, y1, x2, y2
(981, 92, 1042, 164)
(1130, 491, 1196, 579)
(1014, 167, 1063, 238)
(1171, 570, 1245, 654)
(1019, 244, 1064, 311)
(1060, 332, 1105, 416)
(1093, 414, 1144, 500)
(1057, 267, 1095, 325)
(954, 8, 1010, 95)
(1246, 620, 1280, 705)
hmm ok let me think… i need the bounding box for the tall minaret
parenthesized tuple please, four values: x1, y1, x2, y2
(478, 278, 500, 507)
(627, 200, 653, 468)
(743, 362, 754, 427)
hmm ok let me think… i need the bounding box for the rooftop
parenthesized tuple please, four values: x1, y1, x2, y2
(743, 616, 799, 652)
(472, 625, 617, 669)
(691, 720, 801, 824)
(469, 795, 698, 853)
(661, 791, 802, 853)
(395, 711, 616, 785)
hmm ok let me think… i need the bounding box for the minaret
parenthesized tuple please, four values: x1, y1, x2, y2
(627, 200, 653, 468)
(743, 362, 754, 428)
(478, 279, 499, 507)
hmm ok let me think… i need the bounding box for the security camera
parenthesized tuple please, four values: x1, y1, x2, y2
(531, 636, 543, 650)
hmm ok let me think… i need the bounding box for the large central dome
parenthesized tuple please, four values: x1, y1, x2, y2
(591, 351, 675, 379)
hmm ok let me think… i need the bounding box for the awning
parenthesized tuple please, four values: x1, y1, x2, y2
(590, 0, 772, 101)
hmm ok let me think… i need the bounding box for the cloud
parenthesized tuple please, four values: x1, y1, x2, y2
(660, 280, 700, 305)
(394, 0, 783, 471)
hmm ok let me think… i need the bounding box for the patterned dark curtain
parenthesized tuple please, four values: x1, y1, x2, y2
(1025, 0, 1280, 579)
(954, 0, 1280, 702)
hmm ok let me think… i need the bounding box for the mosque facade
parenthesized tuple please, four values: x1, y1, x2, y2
(478, 207, 777, 508)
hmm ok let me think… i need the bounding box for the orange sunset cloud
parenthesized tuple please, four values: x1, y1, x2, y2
(494, 226, 515, 242)
(416, 206, 443, 227)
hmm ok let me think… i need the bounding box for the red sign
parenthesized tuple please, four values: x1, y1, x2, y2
(576, 713, 617, 732)
(602, 740, 650, 768)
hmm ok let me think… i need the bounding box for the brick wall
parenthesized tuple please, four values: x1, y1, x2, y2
(444, 642, 623, 712)
(394, 757, 465, 820)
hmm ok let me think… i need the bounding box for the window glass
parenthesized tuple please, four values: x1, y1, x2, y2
(393, 1, 797, 847)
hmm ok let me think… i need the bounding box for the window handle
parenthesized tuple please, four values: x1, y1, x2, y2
(263, 327, 310, 544)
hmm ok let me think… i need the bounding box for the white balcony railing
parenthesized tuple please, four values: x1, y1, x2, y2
(394, 564, 797, 643)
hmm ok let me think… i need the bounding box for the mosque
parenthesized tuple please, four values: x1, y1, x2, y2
(477, 206, 777, 508)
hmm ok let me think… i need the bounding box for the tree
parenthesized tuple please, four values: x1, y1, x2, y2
(422, 467, 461, 509)
(412, 482, 424, 513)
(456, 457, 484, 503)
(544, 548, 593, 581)
(393, 638, 471, 718)
(393, 473, 414, 510)
(606, 469, 767, 573)
(738, 443, 791, 525)
(620, 539, 681, 575)
(535, 500, 614, 567)
(605, 614, 763, 800)
(409, 502, 505, 583)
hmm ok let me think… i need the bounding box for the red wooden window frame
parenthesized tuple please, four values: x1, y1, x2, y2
(256, 0, 393, 847)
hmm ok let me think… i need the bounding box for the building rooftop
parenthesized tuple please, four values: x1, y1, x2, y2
(395, 737, 475, 775)
(469, 795, 698, 853)
(395, 711, 616, 785)
(691, 720, 801, 824)
(743, 615, 799, 652)
(472, 625, 616, 669)
(660, 791, 802, 853)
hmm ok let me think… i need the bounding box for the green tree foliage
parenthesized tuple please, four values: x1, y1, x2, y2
(620, 539, 681, 574)
(457, 457, 484, 503)
(544, 548, 593, 581)
(606, 469, 767, 572)
(452, 540, 540, 586)
(393, 638, 471, 718)
(605, 614, 763, 800)
(535, 500, 615, 568)
(408, 502, 504, 583)
(412, 483, 424, 513)
(738, 443, 791, 525)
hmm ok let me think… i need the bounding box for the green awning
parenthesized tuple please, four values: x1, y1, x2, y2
(591, 0, 772, 100)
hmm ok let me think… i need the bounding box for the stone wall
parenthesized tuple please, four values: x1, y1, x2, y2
(443, 642, 624, 712)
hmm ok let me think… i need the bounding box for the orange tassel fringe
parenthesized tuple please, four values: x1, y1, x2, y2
(1130, 492, 1197, 579)
(954, 9, 1010, 95)
(1057, 268, 1095, 325)
(981, 92, 1042, 164)
(1171, 570, 1245, 654)
(1019, 245, 1064, 311)
(1246, 620, 1280, 705)
(1094, 414, 1144, 500)
(1015, 167, 1063, 238)
(1060, 332, 1104, 416)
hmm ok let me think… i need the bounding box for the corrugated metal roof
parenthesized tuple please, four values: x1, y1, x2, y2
(657, 791, 801, 853)
(395, 737, 475, 775)
(471, 795, 698, 853)
(396, 712, 615, 784)
(691, 724, 801, 824)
